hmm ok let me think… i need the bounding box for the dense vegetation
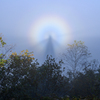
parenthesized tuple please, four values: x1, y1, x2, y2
(0, 34, 100, 100)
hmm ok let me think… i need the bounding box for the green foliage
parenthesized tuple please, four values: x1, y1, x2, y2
(0, 34, 100, 99)
(0, 34, 6, 47)
(0, 34, 7, 67)
(0, 49, 37, 99)
(33, 55, 69, 98)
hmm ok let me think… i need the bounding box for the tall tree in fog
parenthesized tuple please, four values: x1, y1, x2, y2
(62, 40, 91, 77)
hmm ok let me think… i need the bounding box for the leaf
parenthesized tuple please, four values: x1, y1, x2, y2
(26, 49, 28, 52)
(15, 56, 19, 60)
(0, 37, 2, 40)
(0, 53, 3, 57)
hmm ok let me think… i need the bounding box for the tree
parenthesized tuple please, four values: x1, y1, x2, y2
(35, 55, 69, 98)
(0, 50, 38, 99)
(0, 34, 38, 99)
(0, 33, 14, 67)
(62, 40, 91, 77)
(69, 60, 100, 98)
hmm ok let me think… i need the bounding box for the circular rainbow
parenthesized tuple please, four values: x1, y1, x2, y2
(28, 14, 72, 52)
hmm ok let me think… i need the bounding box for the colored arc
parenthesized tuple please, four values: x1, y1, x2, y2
(28, 14, 72, 53)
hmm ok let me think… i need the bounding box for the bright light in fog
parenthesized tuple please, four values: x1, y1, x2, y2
(29, 14, 72, 47)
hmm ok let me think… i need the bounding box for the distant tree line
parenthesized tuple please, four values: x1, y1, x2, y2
(0, 34, 100, 100)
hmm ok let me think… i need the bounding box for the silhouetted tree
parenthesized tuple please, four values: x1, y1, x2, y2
(63, 40, 91, 77)
(35, 55, 69, 98)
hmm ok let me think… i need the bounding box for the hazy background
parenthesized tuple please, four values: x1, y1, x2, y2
(0, 0, 100, 64)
